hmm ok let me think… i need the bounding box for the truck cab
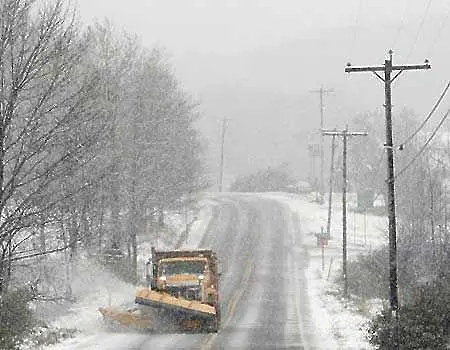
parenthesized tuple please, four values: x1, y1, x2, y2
(147, 247, 219, 308)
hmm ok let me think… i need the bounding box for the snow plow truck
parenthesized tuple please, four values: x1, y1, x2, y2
(99, 247, 220, 333)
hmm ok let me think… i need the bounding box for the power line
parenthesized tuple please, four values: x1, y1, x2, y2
(372, 80, 450, 202)
(426, 3, 450, 58)
(406, 0, 432, 61)
(391, 0, 411, 50)
(398, 81, 450, 150)
(396, 108, 450, 180)
(349, 0, 364, 60)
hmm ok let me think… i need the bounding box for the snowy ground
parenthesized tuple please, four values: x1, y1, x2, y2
(32, 193, 386, 350)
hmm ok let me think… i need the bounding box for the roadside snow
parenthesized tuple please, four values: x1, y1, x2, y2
(184, 198, 218, 248)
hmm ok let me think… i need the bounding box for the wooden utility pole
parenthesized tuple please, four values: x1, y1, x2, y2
(323, 128, 367, 299)
(326, 133, 337, 239)
(218, 118, 227, 192)
(345, 51, 430, 320)
(311, 87, 333, 203)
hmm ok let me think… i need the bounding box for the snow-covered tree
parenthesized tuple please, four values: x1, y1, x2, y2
(0, 0, 108, 293)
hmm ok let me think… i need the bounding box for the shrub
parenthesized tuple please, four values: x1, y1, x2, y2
(343, 249, 389, 300)
(0, 288, 36, 350)
(368, 282, 450, 349)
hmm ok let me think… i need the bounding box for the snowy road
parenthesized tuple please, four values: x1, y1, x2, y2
(195, 195, 317, 349)
(51, 194, 321, 349)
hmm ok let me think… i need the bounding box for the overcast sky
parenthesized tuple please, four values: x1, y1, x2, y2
(76, 1, 448, 55)
(75, 0, 450, 183)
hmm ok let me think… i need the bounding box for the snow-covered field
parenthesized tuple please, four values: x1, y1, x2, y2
(31, 193, 386, 350)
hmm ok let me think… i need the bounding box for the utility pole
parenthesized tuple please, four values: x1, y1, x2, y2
(345, 51, 430, 324)
(218, 118, 228, 192)
(326, 133, 337, 239)
(323, 128, 367, 299)
(311, 87, 333, 203)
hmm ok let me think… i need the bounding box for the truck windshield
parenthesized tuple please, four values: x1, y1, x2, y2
(160, 261, 206, 276)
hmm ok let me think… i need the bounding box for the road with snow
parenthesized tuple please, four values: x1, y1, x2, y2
(52, 194, 322, 349)
(182, 195, 317, 349)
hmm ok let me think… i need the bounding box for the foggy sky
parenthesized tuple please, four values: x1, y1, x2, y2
(76, 0, 450, 185)
(76, 0, 446, 56)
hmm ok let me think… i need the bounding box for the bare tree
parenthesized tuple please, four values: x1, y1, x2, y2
(0, 0, 108, 293)
(118, 49, 206, 279)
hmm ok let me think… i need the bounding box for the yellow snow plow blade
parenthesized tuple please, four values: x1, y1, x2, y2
(98, 306, 153, 330)
(99, 290, 218, 333)
(135, 289, 216, 317)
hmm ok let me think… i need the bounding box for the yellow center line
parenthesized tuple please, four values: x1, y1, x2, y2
(201, 256, 254, 349)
